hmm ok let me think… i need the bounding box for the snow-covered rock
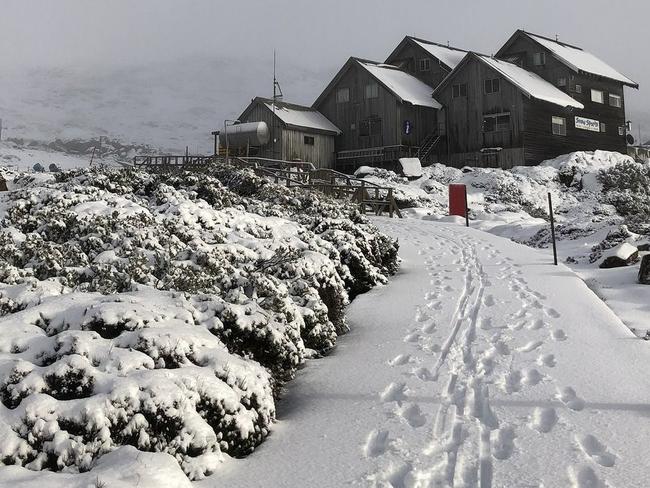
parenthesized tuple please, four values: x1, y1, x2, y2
(598, 243, 639, 268)
(398, 158, 423, 179)
(638, 255, 650, 284)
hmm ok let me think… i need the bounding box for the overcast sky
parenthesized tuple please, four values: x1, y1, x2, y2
(2, 0, 650, 134)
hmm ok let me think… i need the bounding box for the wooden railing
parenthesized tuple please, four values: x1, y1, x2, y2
(132, 154, 402, 218)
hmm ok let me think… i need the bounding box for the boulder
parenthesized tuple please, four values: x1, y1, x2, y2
(598, 242, 639, 269)
(398, 157, 423, 179)
(639, 255, 650, 285)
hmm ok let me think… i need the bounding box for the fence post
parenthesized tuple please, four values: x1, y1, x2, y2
(464, 186, 470, 228)
(548, 192, 558, 265)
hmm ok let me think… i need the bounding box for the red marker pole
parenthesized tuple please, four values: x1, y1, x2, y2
(449, 184, 469, 227)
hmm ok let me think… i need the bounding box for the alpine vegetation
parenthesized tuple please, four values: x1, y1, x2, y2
(0, 165, 399, 479)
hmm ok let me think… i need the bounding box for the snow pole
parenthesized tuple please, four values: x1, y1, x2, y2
(548, 192, 558, 265)
(464, 186, 469, 228)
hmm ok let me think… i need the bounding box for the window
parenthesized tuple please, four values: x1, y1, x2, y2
(452, 83, 467, 98)
(600, 123, 607, 133)
(574, 84, 582, 94)
(419, 58, 431, 72)
(336, 87, 350, 103)
(619, 126, 625, 136)
(303, 135, 315, 145)
(365, 83, 379, 99)
(558, 77, 567, 87)
(609, 94, 622, 108)
(591, 89, 604, 104)
(483, 113, 510, 132)
(533, 52, 546, 66)
(360, 117, 382, 137)
(552, 116, 567, 136)
(484, 78, 501, 94)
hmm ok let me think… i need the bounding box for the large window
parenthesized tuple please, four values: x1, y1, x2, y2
(533, 52, 546, 66)
(591, 89, 604, 104)
(419, 58, 431, 72)
(609, 94, 622, 108)
(552, 116, 567, 136)
(574, 84, 583, 94)
(303, 135, 315, 145)
(365, 83, 379, 99)
(452, 83, 467, 98)
(484, 78, 501, 94)
(336, 87, 350, 103)
(600, 123, 607, 133)
(483, 113, 510, 132)
(360, 117, 382, 136)
(557, 77, 567, 87)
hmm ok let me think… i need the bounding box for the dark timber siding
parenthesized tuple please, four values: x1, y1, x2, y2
(435, 56, 526, 168)
(499, 34, 628, 160)
(386, 41, 454, 88)
(240, 102, 336, 168)
(315, 62, 438, 154)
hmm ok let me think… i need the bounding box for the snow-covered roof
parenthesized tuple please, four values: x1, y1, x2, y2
(263, 102, 341, 134)
(525, 32, 638, 87)
(357, 61, 441, 109)
(478, 55, 584, 109)
(411, 39, 467, 70)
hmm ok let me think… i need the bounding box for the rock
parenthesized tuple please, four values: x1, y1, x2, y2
(598, 242, 639, 269)
(639, 255, 650, 284)
(637, 242, 650, 252)
(398, 157, 423, 179)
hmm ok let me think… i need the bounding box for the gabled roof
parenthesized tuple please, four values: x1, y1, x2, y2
(496, 30, 638, 88)
(434, 53, 584, 109)
(240, 97, 341, 135)
(313, 57, 441, 109)
(386, 36, 470, 71)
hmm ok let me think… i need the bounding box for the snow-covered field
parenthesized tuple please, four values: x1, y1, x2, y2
(357, 151, 650, 337)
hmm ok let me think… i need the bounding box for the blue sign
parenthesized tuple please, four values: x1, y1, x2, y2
(404, 120, 412, 135)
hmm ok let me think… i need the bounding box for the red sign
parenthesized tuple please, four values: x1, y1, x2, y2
(449, 184, 468, 217)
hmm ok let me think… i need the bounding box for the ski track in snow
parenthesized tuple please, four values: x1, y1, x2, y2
(364, 219, 616, 488)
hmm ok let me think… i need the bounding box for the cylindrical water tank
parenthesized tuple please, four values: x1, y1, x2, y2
(224, 122, 270, 148)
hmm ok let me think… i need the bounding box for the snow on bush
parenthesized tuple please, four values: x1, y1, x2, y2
(0, 165, 398, 479)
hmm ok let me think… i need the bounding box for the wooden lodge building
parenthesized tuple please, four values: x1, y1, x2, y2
(234, 30, 638, 172)
(237, 97, 341, 168)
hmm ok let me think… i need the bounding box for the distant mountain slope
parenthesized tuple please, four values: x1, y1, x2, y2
(0, 56, 333, 153)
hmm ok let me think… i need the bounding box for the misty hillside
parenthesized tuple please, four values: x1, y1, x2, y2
(0, 56, 333, 154)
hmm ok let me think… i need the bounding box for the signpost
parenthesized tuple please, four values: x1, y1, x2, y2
(449, 184, 469, 227)
(548, 192, 558, 265)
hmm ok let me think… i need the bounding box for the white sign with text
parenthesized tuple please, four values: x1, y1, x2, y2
(575, 116, 600, 132)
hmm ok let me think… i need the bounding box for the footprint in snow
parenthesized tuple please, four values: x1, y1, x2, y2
(530, 407, 558, 433)
(404, 331, 421, 343)
(528, 318, 546, 330)
(537, 353, 556, 368)
(421, 322, 436, 334)
(545, 307, 562, 318)
(363, 429, 390, 458)
(576, 434, 616, 467)
(388, 354, 411, 367)
(415, 308, 431, 322)
(398, 403, 427, 428)
(413, 366, 435, 382)
(518, 340, 544, 353)
(484, 294, 496, 307)
(380, 382, 407, 404)
(427, 301, 443, 311)
(480, 317, 493, 330)
(551, 329, 568, 341)
(492, 425, 516, 460)
(567, 464, 609, 488)
(557, 386, 585, 411)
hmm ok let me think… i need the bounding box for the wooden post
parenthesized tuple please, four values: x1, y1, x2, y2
(548, 192, 558, 265)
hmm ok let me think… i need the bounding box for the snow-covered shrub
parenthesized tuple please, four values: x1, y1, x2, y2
(0, 165, 399, 479)
(598, 161, 650, 235)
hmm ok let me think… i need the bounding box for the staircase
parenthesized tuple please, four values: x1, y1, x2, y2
(417, 131, 443, 164)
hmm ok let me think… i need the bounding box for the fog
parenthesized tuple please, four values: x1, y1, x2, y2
(2, 0, 650, 143)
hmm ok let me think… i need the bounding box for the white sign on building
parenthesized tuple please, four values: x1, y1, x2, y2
(575, 116, 600, 132)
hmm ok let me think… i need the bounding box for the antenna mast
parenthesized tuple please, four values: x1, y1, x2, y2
(272, 51, 284, 159)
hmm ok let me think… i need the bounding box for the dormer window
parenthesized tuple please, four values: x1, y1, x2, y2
(533, 52, 546, 66)
(419, 58, 431, 72)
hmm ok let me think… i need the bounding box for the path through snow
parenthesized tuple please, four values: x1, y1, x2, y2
(211, 218, 650, 488)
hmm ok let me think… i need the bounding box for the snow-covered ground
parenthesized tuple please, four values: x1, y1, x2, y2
(206, 218, 650, 487)
(358, 151, 650, 338)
